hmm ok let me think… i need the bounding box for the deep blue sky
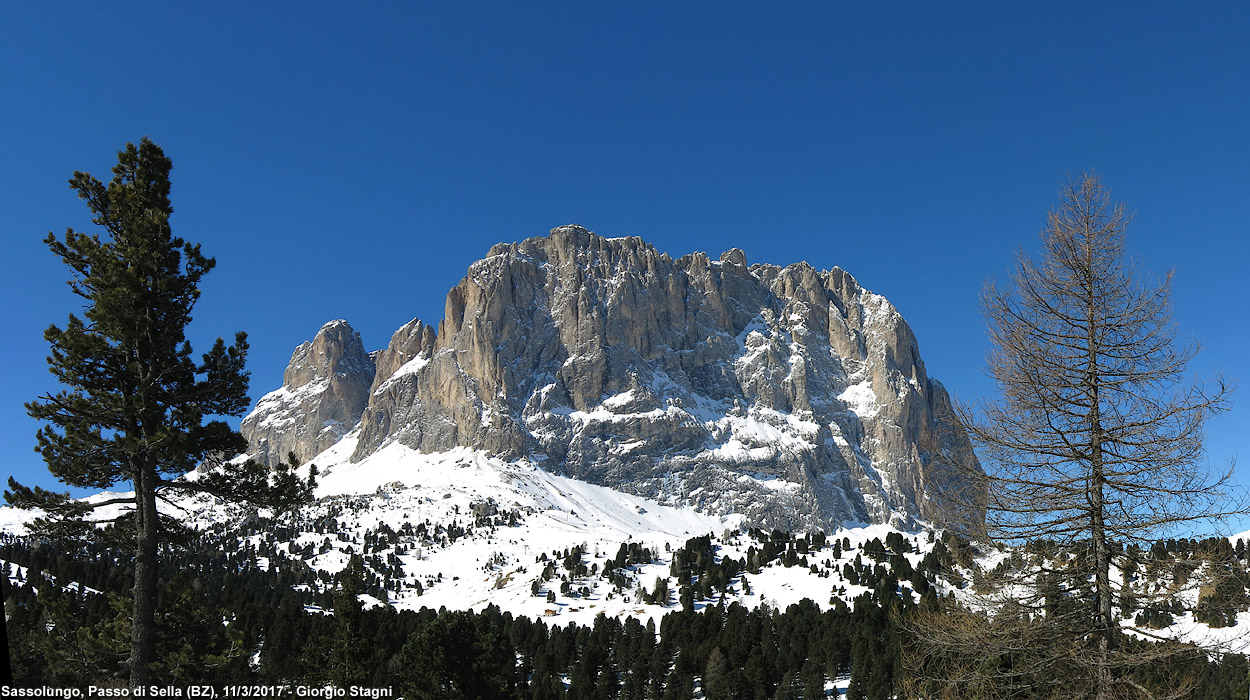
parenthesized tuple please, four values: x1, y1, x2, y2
(4, 3, 1248, 531)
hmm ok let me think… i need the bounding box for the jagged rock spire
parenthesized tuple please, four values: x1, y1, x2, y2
(241, 320, 375, 466)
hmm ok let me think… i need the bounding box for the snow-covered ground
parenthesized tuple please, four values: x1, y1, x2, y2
(0, 439, 941, 628)
(4, 437, 1250, 652)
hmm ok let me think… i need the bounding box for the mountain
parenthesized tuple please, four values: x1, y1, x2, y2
(10, 228, 1250, 694)
(242, 226, 983, 533)
(240, 319, 375, 468)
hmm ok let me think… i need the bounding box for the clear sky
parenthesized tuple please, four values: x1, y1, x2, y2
(3, 3, 1247, 531)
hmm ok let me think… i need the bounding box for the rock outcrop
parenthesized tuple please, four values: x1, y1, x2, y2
(241, 320, 375, 466)
(246, 227, 985, 532)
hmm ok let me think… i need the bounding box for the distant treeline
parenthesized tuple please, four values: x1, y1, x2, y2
(2, 529, 1247, 698)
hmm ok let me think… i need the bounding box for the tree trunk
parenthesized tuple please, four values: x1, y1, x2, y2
(1091, 456, 1112, 700)
(0, 568, 12, 686)
(128, 464, 160, 688)
(1088, 272, 1113, 700)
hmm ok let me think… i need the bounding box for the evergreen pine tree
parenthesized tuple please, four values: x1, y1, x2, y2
(771, 671, 800, 700)
(801, 655, 826, 698)
(703, 647, 731, 700)
(398, 609, 513, 700)
(7, 138, 314, 687)
(330, 554, 371, 687)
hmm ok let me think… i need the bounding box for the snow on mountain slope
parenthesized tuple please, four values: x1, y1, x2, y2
(0, 435, 951, 628)
(307, 434, 737, 537)
(5, 436, 1250, 646)
(165, 436, 959, 628)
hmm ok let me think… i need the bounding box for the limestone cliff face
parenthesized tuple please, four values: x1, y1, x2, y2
(245, 226, 984, 532)
(347, 226, 983, 531)
(241, 320, 375, 466)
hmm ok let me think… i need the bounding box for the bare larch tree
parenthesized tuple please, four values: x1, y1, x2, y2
(905, 174, 1237, 700)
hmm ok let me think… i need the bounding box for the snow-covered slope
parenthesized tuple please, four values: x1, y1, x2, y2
(0, 435, 951, 628)
(4, 436, 1250, 653)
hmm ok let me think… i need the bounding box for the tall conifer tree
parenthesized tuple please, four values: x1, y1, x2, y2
(8, 138, 313, 687)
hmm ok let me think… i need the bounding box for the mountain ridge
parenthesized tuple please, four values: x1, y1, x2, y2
(242, 226, 984, 533)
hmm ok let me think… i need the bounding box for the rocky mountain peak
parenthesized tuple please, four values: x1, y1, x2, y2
(719, 248, 747, 266)
(241, 320, 375, 466)
(370, 318, 437, 395)
(244, 227, 985, 533)
(281, 320, 368, 387)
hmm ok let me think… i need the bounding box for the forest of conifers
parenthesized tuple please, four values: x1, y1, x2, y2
(4, 522, 1248, 698)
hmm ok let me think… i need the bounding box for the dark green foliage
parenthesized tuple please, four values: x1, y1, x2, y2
(398, 608, 516, 699)
(1134, 605, 1176, 629)
(9, 139, 314, 686)
(329, 554, 372, 686)
(5, 520, 1249, 696)
(1193, 566, 1249, 628)
(18, 139, 245, 502)
(670, 534, 745, 607)
(4, 526, 909, 694)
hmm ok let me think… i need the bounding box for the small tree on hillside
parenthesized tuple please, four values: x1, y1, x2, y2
(905, 174, 1238, 700)
(6, 138, 314, 687)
